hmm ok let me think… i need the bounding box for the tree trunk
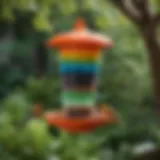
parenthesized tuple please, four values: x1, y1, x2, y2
(141, 27, 160, 111)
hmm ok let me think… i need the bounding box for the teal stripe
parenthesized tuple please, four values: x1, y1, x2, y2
(60, 64, 100, 73)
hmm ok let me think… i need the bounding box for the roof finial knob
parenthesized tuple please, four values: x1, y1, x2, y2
(74, 18, 86, 30)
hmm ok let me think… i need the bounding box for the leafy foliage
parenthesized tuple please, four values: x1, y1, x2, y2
(0, 92, 102, 160)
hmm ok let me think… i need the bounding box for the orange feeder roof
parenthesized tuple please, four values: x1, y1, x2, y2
(46, 18, 113, 49)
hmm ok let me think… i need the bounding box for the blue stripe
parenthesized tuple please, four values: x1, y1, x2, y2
(59, 64, 100, 74)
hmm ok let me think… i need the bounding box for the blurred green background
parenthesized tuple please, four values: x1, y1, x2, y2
(0, 0, 160, 160)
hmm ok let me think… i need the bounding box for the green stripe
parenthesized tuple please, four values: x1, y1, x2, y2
(62, 97, 96, 107)
(61, 90, 96, 107)
(62, 90, 96, 98)
(59, 60, 101, 65)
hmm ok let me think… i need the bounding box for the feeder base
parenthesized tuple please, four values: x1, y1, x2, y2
(44, 106, 118, 133)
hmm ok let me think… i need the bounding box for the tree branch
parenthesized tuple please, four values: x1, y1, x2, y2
(109, 0, 141, 25)
(131, 0, 152, 26)
(132, 0, 148, 14)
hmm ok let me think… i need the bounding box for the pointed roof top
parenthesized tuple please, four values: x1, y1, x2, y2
(46, 18, 113, 49)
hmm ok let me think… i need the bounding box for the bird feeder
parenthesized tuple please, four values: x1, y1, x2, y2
(44, 18, 118, 133)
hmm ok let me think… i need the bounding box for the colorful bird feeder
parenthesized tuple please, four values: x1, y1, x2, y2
(44, 18, 118, 133)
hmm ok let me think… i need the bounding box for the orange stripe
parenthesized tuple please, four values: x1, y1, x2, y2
(60, 48, 100, 53)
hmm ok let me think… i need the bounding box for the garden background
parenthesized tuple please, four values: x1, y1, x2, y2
(0, 0, 160, 159)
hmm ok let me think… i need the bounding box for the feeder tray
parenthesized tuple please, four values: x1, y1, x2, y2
(44, 106, 118, 133)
